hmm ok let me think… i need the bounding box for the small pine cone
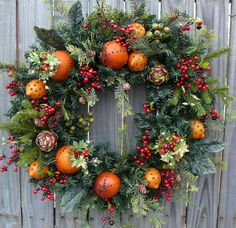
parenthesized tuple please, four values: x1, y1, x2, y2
(47, 116, 57, 129)
(137, 184, 147, 194)
(34, 118, 44, 127)
(36, 131, 58, 152)
(122, 82, 131, 91)
(86, 50, 96, 57)
(54, 110, 64, 121)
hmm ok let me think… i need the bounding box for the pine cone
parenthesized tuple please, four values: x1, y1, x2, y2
(147, 64, 169, 85)
(47, 110, 64, 129)
(137, 184, 147, 194)
(34, 118, 44, 127)
(36, 131, 58, 152)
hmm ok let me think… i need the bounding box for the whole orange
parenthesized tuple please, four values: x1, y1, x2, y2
(28, 160, 49, 179)
(190, 119, 206, 140)
(51, 51, 74, 81)
(25, 79, 47, 99)
(55, 145, 81, 174)
(144, 167, 161, 189)
(128, 52, 148, 72)
(94, 171, 121, 199)
(100, 40, 129, 70)
(129, 23, 146, 38)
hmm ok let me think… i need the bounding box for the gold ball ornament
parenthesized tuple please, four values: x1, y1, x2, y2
(147, 64, 169, 85)
(129, 23, 146, 38)
(144, 167, 161, 189)
(26, 79, 47, 99)
(128, 52, 148, 72)
(55, 145, 81, 174)
(190, 119, 206, 140)
(28, 160, 49, 179)
(93, 171, 121, 199)
(100, 40, 129, 70)
(51, 50, 74, 81)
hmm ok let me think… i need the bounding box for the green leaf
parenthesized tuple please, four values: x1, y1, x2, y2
(73, 140, 87, 151)
(186, 154, 216, 175)
(196, 139, 224, 153)
(69, 1, 84, 31)
(34, 26, 65, 49)
(60, 185, 86, 214)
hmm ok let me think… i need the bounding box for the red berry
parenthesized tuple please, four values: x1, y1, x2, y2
(193, 56, 199, 61)
(43, 96, 48, 101)
(31, 100, 36, 105)
(132, 35, 137, 40)
(190, 64, 196, 69)
(211, 109, 217, 115)
(55, 101, 61, 107)
(33, 189, 38, 194)
(143, 103, 148, 109)
(101, 216, 107, 222)
(120, 27, 126, 33)
(146, 108, 151, 113)
(113, 24, 118, 30)
(216, 113, 220, 119)
(84, 77, 89, 83)
(204, 115, 209, 120)
(109, 207, 115, 213)
(34, 107, 39, 111)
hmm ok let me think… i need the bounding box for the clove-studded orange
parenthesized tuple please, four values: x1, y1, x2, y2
(51, 51, 74, 81)
(26, 79, 47, 99)
(129, 23, 146, 38)
(94, 171, 121, 199)
(55, 145, 81, 174)
(128, 52, 148, 72)
(144, 167, 161, 189)
(190, 119, 206, 140)
(100, 40, 129, 70)
(28, 160, 49, 179)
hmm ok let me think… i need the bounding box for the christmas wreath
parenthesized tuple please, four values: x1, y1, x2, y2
(0, 0, 233, 226)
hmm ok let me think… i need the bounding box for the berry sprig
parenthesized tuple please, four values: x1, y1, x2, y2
(176, 56, 210, 91)
(33, 184, 54, 202)
(201, 108, 221, 121)
(5, 80, 22, 96)
(78, 65, 102, 92)
(159, 134, 180, 155)
(158, 170, 175, 201)
(101, 205, 115, 226)
(143, 103, 152, 114)
(134, 130, 152, 166)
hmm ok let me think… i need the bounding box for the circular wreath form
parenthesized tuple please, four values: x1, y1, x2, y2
(0, 1, 232, 226)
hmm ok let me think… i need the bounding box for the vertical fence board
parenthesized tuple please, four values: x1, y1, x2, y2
(186, 1, 229, 228)
(0, 1, 22, 228)
(18, 1, 54, 228)
(217, 1, 236, 228)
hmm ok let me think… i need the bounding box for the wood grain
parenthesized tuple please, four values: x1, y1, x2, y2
(0, 1, 22, 228)
(217, 1, 236, 228)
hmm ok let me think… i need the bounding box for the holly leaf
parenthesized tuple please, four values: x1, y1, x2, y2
(73, 140, 87, 151)
(185, 46, 198, 54)
(185, 154, 216, 175)
(69, 1, 84, 31)
(34, 26, 65, 49)
(60, 185, 86, 214)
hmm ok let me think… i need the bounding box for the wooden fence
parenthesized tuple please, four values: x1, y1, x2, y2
(0, 0, 236, 227)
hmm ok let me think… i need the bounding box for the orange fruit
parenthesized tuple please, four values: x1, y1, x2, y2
(129, 23, 146, 38)
(28, 160, 49, 179)
(128, 52, 148, 72)
(94, 171, 121, 199)
(144, 167, 161, 189)
(190, 119, 206, 140)
(51, 51, 74, 81)
(26, 79, 47, 99)
(100, 40, 129, 70)
(55, 145, 81, 174)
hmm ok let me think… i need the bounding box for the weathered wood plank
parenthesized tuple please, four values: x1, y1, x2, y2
(18, 1, 54, 228)
(0, 1, 22, 228)
(217, 1, 236, 228)
(186, 1, 229, 228)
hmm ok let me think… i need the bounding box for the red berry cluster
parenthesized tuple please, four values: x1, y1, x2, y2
(79, 65, 102, 92)
(176, 56, 210, 90)
(33, 185, 54, 202)
(49, 171, 69, 185)
(31, 98, 61, 125)
(101, 207, 115, 226)
(5, 80, 22, 96)
(74, 148, 90, 160)
(158, 170, 175, 201)
(182, 20, 203, 31)
(143, 103, 152, 114)
(134, 130, 152, 166)
(195, 20, 203, 30)
(112, 23, 137, 42)
(182, 25, 191, 31)
(0, 136, 19, 173)
(159, 134, 180, 155)
(202, 108, 220, 121)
